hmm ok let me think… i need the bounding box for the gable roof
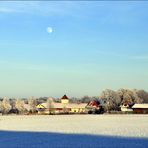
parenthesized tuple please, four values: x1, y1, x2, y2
(61, 95, 69, 100)
(39, 102, 87, 109)
(36, 104, 46, 109)
(132, 104, 148, 109)
(68, 103, 87, 108)
(40, 102, 64, 108)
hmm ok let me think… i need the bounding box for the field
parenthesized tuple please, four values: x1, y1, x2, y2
(0, 114, 148, 148)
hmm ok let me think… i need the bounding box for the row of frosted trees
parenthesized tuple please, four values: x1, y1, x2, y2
(79, 89, 148, 112)
(0, 88, 148, 114)
(0, 97, 38, 115)
(99, 89, 148, 112)
(0, 97, 55, 115)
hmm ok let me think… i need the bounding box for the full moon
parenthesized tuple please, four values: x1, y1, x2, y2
(47, 27, 53, 33)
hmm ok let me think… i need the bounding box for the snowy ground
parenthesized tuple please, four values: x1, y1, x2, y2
(0, 114, 148, 148)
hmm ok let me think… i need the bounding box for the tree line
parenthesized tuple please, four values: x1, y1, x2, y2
(0, 97, 38, 115)
(80, 89, 148, 112)
(0, 88, 148, 114)
(99, 89, 148, 112)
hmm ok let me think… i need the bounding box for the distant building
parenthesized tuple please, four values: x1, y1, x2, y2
(85, 100, 104, 114)
(120, 103, 133, 112)
(36, 95, 87, 114)
(132, 104, 148, 114)
(61, 95, 69, 104)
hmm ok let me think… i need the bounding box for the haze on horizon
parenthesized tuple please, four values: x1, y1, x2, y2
(0, 1, 148, 98)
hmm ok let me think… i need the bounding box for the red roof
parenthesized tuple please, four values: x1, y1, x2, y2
(61, 95, 69, 100)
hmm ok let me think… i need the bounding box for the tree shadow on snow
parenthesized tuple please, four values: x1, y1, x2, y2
(0, 130, 148, 148)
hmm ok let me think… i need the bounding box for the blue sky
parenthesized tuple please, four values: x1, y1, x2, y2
(0, 1, 148, 98)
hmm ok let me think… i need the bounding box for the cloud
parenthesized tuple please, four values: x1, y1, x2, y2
(0, 1, 86, 18)
(47, 27, 53, 34)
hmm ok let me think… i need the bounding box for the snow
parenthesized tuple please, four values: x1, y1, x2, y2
(0, 115, 148, 148)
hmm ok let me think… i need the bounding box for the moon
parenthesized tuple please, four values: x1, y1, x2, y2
(47, 27, 53, 33)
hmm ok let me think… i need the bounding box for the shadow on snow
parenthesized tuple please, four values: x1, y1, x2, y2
(0, 130, 148, 148)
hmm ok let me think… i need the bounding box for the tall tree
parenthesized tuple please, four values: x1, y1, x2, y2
(117, 89, 142, 105)
(136, 89, 148, 103)
(47, 97, 54, 114)
(2, 97, 11, 114)
(28, 97, 37, 113)
(0, 101, 3, 113)
(15, 99, 26, 114)
(100, 89, 121, 111)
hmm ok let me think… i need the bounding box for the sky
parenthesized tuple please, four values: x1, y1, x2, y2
(0, 1, 148, 98)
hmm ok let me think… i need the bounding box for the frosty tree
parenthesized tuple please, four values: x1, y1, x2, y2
(2, 97, 11, 114)
(15, 99, 26, 114)
(0, 101, 3, 113)
(47, 97, 55, 114)
(99, 89, 121, 111)
(136, 89, 148, 103)
(117, 89, 142, 105)
(28, 97, 37, 113)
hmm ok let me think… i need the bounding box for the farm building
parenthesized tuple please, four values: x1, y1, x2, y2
(85, 100, 104, 114)
(36, 95, 87, 114)
(37, 102, 64, 114)
(132, 104, 148, 114)
(120, 103, 133, 112)
(61, 95, 69, 104)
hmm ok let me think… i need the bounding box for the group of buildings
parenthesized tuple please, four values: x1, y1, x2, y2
(120, 103, 148, 114)
(1, 95, 148, 115)
(36, 95, 148, 114)
(36, 95, 88, 114)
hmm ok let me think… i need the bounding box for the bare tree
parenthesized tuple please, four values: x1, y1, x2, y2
(47, 97, 55, 114)
(28, 97, 37, 114)
(2, 97, 11, 114)
(136, 89, 148, 103)
(100, 89, 121, 111)
(15, 99, 26, 114)
(133, 89, 143, 104)
(117, 89, 142, 105)
(0, 101, 3, 113)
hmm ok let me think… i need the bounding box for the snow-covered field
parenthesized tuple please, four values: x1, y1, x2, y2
(0, 115, 148, 148)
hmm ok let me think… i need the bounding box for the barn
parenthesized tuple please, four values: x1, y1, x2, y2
(132, 104, 148, 114)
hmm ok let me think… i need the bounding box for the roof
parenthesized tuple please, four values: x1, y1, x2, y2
(41, 102, 64, 108)
(67, 103, 87, 108)
(36, 104, 46, 109)
(132, 104, 148, 109)
(61, 95, 69, 100)
(39, 103, 87, 109)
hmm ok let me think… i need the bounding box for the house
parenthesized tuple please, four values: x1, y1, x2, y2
(37, 102, 64, 114)
(120, 103, 133, 112)
(36, 95, 87, 114)
(85, 100, 104, 114)
(132, 104, 148, 114)
(36, 102, 87, 114)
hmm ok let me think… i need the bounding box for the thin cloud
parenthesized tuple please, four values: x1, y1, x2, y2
(93, 49, 127, 58)
(129, 55, 148, 60)
(0, 1, 89, 18)
(0, 60, 49, 71)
